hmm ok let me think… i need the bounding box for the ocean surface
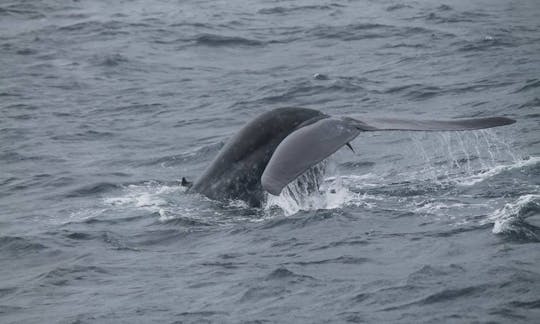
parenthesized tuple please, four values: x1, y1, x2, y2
(1, 0, 540, 323)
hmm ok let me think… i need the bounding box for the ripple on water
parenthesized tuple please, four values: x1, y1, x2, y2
(1, 0, 537, 322)
(0, 236, 48, 256)
(37, 264, 111, 287)
(193, 33, 265, 47)
(238, 267, 319, 303)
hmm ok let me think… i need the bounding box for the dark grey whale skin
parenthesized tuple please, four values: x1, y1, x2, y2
(190, 107, 515, 207)
(190, 107, 325, 207)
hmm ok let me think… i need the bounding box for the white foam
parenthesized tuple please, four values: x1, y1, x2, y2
(65, 208, 108, 224)
(264, 165, 356, 216)
(226, 199, 250, 209)
(264, 171, 386, 216)
(413, 201, 468, 214)
(490, 194, 540, 234)
(103, 181, 186, 217)
(457, 156, 539, 186)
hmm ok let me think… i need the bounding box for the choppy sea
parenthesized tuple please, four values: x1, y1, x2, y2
(1, 0, 539, 323)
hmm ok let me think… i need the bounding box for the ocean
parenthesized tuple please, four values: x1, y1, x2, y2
(1, 0, 539, 322)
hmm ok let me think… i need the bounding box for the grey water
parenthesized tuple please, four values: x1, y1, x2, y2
(1, 0, 540, 323)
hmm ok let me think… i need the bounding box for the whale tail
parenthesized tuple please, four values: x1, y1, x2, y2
(261, 115, 515, 195)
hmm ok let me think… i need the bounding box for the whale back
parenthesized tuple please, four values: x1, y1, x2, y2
(191, 107, 325, 206)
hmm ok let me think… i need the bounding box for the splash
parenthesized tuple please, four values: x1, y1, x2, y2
(102, 181, 257, 225)
(104, 181, 184, 211)
(103, 181, 189, 222)
(264, 161, 354, 216)
(62, 183, 184, 224)
(264, 130, 527, 217)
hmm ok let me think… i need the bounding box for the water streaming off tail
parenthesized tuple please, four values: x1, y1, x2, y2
(266, 129, 525, 216)
(265, 160, 355, 215)
(407, 129, 522, 185)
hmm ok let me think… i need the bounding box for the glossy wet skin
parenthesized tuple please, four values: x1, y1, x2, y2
(191, 107, 325, 207)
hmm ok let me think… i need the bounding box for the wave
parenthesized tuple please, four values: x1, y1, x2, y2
(383, 43, 428, 49)
(236, 74, 516, 108)
(137, 142, 224, 168)
(386, 4, 413, 12)
(379, 84, 442, 101)
(37, 264, 109, 287)
(0, 4, 46, 19)
(489, 194, 540, 242)
(238, 267, 318, 303)
(66, 182, 121, 198)
(514, 79, 540, 93)
(456, 156, 539, 187)
(456, 36, 514, 52)
(265, 267, 317, 281)
(375, 78, 514, 100)
(518, 97, 540, 109)
(193, 33, 264, 47)
(258, 4, 340, 15)
(157, 216, 213, 227)
(0, 236, 48, 255)
(407, 264, 464, 284)
(91, 53, 129, 67)
(508, 299, 540, 309)
(0, 151, 47, 163)
(51, 129, 115, 141)
(375, 283, 491, 313)
(53, 229, 139, 251)
(306, 23, 437, 42)
(409, 8, 490, 24)
(57, 20, 130, 36)
(416, 285, 486, 305)
(15, 48, 38, 55)
(233, 77, 369, 108)
(292, 255, 370, 266)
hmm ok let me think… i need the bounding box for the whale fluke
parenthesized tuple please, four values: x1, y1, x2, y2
(262, 115, 515, 196)
(261, 117, 361, 195)
(350, 116, 516, 131)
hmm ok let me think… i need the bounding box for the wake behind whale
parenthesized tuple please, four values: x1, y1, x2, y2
(188, 107, 515, 207)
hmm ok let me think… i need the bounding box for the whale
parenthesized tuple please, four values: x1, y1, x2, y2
(188, 107, 515, 207)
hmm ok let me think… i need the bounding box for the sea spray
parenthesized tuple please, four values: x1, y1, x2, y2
(489, 194, 540, 241)
(407, 130, 522, 185)
(265, 160, 354, 216)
